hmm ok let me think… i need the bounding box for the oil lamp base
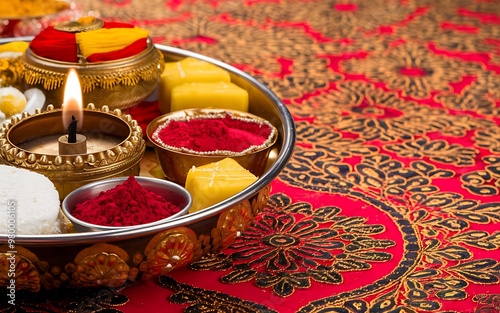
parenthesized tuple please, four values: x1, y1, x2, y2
(58, 134, 87, 155)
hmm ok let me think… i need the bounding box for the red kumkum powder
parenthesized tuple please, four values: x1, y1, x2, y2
(71, 176, 181, 227)
(155, 114, 273, 153)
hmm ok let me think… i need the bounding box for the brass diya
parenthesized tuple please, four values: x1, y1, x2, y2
(21, 18, 165, 110)
(0, 39, 295, 293)
(0, 104, 146, 199)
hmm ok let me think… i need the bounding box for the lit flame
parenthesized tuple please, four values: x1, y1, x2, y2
(62, 69, 83, 131)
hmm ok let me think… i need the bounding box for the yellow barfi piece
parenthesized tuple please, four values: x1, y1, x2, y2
(158, 57, 231, 113)
(171, 81, 249, 112)
(185, 158, 257, 213)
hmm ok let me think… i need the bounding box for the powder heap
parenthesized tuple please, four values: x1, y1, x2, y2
(153, 114, 275, 154)
(71, 176, 180, 227)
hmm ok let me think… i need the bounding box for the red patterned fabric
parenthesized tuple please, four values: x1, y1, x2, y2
(6, 0, 500, 312)
(119, 0, 500, 311)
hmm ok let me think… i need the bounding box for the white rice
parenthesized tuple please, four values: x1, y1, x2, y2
(0, 165, 61, 235)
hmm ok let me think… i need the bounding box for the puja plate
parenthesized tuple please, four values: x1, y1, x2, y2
(0, 37, 295, 291)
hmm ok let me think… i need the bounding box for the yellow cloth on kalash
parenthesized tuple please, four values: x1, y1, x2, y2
(75, 27, 150, 58)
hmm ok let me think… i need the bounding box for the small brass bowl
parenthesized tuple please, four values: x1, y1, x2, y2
(21, 37, 165, 110)
(147, 108, 278, 186)
(62, 176, 192, 232)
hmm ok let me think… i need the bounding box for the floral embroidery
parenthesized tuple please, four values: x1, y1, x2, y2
(340, 41, 482, 99)
(191, 194, 396, 297)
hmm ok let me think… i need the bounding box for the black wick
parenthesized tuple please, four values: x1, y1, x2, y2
(67, 115, 78, 143)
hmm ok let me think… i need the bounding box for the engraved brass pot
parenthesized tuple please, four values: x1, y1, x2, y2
(21, 37, 165, 110)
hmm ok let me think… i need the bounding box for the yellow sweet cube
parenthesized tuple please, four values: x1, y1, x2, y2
(171, 82, 249, 112)
(158, 57, 231, 113)
(185, 158, 257, 213)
